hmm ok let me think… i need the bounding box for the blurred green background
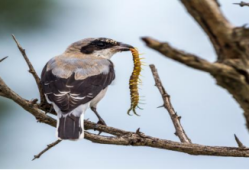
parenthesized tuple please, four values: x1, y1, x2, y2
(0, 0, 249, 169)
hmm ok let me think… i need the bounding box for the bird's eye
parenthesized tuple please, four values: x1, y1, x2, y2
(96, 42, 106, 48)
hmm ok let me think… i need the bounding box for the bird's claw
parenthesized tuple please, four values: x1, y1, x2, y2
(94, 119, 107, 135)
(97, 119, 107, 126)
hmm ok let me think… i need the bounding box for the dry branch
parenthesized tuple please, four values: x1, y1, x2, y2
(1, 3, 249, 158)
(1, 59, 249, 157)
(142, 0, 249, 131)
(12, 35, 46, 104)
(181, 0, 237, 61)
(234, 1, 249, 7)
(141, 37, 239, 78)
(150, 64, 191, 143)
(33, 140, 62, 161)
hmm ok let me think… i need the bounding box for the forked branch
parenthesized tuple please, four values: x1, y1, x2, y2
(150, 64, 191, 143)
(1, 36, 249, 159)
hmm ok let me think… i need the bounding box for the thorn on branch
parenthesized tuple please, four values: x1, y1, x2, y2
(242, 23, 248, 28)
(32, 139, 62, 161)
(157, 104, 165, 108)
(149, 64, 192, 144)
(30, 98, 38, 105)
(135, 128, 146, 138)
(233, 1, 249, 7)
(178, 116, 182, 120)
(234, 134, 246, 148)
(136, 128, 141, 134)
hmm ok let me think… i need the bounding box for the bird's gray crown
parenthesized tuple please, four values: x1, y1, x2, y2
(80, 38, 119, 54)
(65, 38, 132, 59)
(65, 38, 119, 54)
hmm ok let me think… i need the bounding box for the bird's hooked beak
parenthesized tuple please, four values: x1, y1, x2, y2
(115, 42, 134, 52)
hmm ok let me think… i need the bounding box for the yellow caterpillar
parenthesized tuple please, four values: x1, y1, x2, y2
(127, 48, 143, 116)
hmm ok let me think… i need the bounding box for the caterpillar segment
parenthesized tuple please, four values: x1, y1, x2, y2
(127, 48, 143, 116)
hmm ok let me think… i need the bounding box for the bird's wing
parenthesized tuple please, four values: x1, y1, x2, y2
(41, 56, 115, 114)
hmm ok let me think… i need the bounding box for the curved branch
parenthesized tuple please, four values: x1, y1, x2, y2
(1, 34, 249, 158)
(1, 65, 249, 157)
(141, 37, 239, 79)
(180, 0, 238, 61)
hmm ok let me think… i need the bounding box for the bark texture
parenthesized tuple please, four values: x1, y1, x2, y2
(142, 0, 249, 131)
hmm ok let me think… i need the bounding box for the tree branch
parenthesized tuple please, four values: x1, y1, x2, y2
(180, 0, 239, 61)
(150, 64, 191, 143)
(141, 37, 239, 79)
(234, 1, 249, 7)
(32, 140, 62, 161)
(1, 62, 249, 157)
(12, 35, 46, 104)
(142, 36, 249, 132)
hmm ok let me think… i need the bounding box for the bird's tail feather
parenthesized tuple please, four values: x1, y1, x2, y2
(57, 113, 84, 140)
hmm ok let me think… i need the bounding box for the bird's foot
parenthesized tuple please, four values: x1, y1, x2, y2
(94, 119, 107, 135)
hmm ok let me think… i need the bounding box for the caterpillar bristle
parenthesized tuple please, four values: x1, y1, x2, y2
(127, 48, 144, 116)
(138, 102, 146, 104)
(136, 105, 143, 110)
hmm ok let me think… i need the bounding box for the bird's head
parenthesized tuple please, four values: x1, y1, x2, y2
(65, 38, 133, 59)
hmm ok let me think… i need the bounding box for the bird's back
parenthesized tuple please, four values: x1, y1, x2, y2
(41, 55, 115, 114)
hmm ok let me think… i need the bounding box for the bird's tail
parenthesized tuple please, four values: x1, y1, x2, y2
(56, 113, 84, 140)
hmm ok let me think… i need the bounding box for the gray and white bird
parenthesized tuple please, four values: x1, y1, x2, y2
(41, 38, 133, 140)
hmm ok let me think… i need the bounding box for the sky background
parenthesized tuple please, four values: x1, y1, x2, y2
(0, 0, 249, 169)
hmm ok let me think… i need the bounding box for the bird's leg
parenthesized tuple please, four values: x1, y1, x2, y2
(45, 105, 54, 115)
(91, 107, 107, 135)
(90, 107, 107, 126)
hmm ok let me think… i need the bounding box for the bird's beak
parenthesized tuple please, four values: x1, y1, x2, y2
(115, 42, 134, 52)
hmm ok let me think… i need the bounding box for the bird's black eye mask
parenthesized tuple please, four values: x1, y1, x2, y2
(80, 38, 119, 54)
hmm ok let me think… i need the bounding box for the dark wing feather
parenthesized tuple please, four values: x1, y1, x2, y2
(41, 61, 115, 114)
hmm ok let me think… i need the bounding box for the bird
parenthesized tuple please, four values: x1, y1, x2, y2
(41, 38, 133, 140)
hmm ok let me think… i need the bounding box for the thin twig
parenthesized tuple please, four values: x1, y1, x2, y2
(234, 134, 246, 148)
(0, 56, 8, 62)
(32, 140, 62, 161)
(233, 1, 249, 7)
(12, 35, 45, 104)
(150, 64, 191, 143)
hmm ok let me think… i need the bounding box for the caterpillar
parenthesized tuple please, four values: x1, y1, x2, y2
(127, 48, 143, 116)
